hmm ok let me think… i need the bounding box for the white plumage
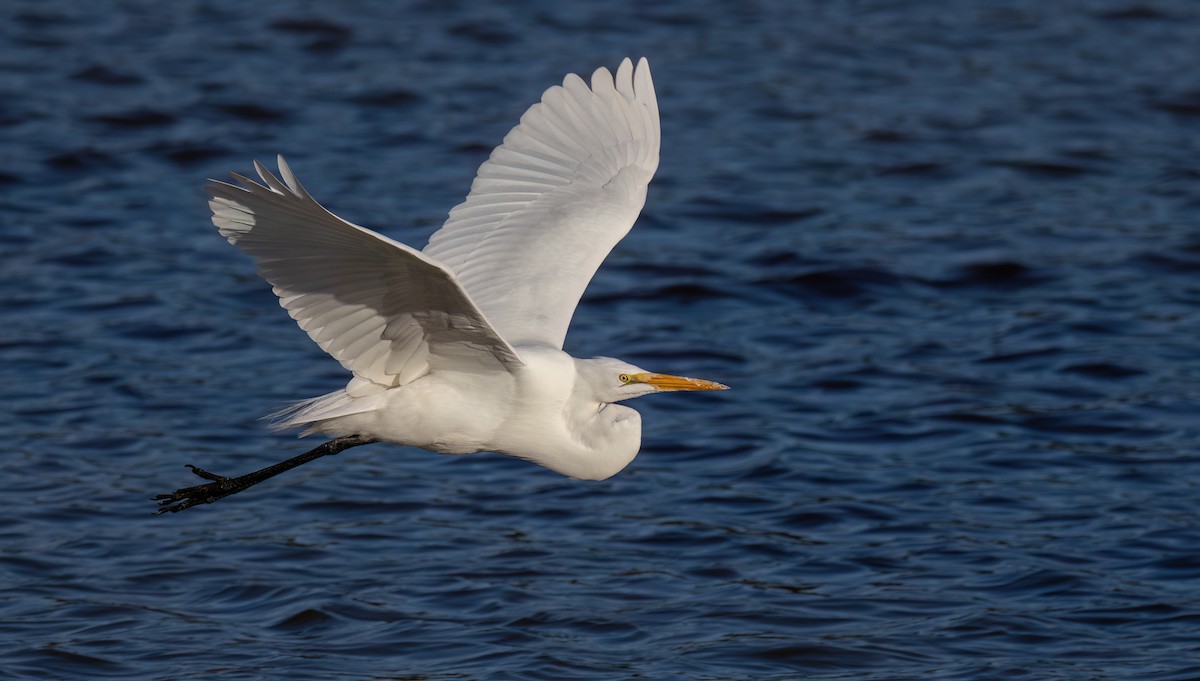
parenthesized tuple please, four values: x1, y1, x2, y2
(426, 57, 659, 348)
(205, 58, 725, 481)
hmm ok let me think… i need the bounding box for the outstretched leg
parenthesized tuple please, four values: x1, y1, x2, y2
(153, 434, 378, 514)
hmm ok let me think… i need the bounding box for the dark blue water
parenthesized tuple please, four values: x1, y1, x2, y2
(3, 0, 1200, 678)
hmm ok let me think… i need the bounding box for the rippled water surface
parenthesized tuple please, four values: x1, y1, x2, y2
(3, 1, 1200, 678)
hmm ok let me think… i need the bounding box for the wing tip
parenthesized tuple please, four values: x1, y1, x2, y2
(275, 154, 313, 200)
(632, 57, 655, 102)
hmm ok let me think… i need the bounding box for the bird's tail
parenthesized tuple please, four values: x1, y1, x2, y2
(267, 389, 382, 434)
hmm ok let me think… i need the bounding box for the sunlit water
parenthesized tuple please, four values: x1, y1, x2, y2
(3, 1, 1200, 679)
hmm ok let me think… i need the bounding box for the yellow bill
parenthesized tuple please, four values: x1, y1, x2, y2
(635, 373, 729, 392)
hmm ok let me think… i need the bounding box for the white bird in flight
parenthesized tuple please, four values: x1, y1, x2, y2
(156, 57, 727, 514)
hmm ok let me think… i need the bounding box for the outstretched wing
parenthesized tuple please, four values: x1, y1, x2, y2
(207, 157, 523, 394)
(424, 57, 660, 349)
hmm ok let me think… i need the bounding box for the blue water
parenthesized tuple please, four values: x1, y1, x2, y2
(3, 0, 1200, 678)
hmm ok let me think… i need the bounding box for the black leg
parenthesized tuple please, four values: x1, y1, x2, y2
(153, 434, 378, 514)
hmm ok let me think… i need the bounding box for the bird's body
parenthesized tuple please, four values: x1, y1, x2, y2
(156, 58, 725, 512)
(314, 348, 644, 480)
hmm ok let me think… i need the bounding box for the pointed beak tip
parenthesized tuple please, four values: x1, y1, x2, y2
(690, 379, 729, 393)
(641, 373, 730, 392)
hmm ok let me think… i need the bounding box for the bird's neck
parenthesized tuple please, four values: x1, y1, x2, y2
(555, 395, 642, 480)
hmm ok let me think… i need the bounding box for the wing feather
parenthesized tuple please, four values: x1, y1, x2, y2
(424, 57, 660, 348)
(207, 156, 523, 390)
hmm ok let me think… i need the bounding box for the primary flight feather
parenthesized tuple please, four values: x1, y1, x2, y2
(156, 57, 726, 513)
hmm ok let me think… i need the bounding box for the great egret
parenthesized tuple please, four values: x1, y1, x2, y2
(155, 57, 727, 514)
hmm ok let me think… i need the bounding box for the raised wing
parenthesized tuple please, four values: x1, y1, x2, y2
(424, 57, 660, 349)
(207, 157, 523, 394)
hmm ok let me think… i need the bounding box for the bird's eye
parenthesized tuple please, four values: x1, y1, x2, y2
(619, 373, 631, 383)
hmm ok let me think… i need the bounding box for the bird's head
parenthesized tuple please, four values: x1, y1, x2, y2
(578, 356, 729, 403)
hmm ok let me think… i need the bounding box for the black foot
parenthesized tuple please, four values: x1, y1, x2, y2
(184, 464, 228, 482)
(152, 435, 380, 515)
(153, 465, 244, 514)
